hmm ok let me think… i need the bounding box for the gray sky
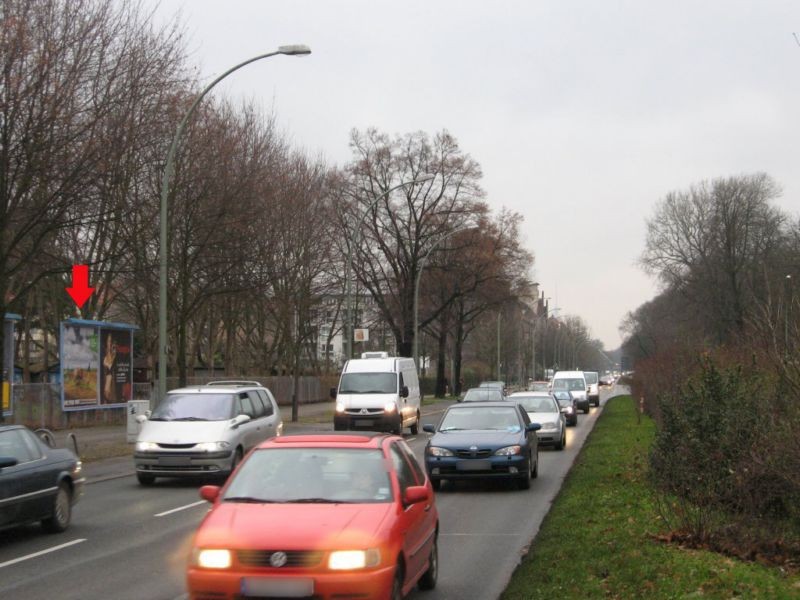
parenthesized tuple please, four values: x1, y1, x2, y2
(147, 0, 800, 349)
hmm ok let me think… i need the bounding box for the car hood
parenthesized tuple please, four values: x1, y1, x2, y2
(525, 411, 560, 424)
(430, 430, 523, 450)
(195, 502, 395, 550)
(137, 419, 232, 444)
(337, 393, 397, 409)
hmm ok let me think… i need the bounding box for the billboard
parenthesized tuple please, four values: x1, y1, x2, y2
(61, 319, 136, 410)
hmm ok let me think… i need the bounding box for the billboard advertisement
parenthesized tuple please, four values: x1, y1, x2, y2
(100, 328, 132, 404)
(62, 325, 99, 407)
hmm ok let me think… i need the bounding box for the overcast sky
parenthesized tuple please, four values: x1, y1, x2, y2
(146, 0, 800, 350)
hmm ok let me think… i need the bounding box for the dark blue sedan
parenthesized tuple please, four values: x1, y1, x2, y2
(423, 401, 541, 490)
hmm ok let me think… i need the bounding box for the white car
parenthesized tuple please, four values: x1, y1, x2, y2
(133, 381, 283, 485)
(509, 391, 566, 450)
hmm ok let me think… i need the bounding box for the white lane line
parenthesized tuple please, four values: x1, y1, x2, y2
(155, 500, 207, 517)
(406, 437, 416, 442)
(0, 538, 86, 569)
(422, 409, 446, 416)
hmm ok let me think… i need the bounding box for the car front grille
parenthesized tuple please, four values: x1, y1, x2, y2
(157, 443, 197, 449)
(237, 550, 324, 568)
(455, 449, 492, 458)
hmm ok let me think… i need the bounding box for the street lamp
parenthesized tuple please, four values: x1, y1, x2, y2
(412, 226, 475, 373)
(157, 45, 311, 402)
(343, 174, 435, 361)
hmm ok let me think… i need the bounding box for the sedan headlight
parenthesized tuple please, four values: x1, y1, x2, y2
(494, 445, 522, 456)
(135, 441, 158, 452)
(427, 446, 454, 457)
(196, 441, 231, 452)
(328, 549, 380, 570)
(195, 548, 232, 569)
(563, 406, 574, 414)
(540, 422, 557, 430)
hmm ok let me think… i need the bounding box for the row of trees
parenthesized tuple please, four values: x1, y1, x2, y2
(4, 0, 601, 402)
(621, 172, 800, 557)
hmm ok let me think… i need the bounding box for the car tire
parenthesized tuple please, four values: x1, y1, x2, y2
(518, 454, 532, 490)
(137, 472, 156, 486)
(229, 447, 244, 476)
(430, 478, 442, 491)
(41, 482, 72, 533)
(532, 450, 539, 479)
(554, 431, 564, 451)
(410, 411, 420, 435)
(393, 416, 403, 436)
(391, 561, 405, 600)
(417, 536, 438, 590)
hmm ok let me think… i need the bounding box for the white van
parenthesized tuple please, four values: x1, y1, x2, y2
(551, 370, 591, 414)
(332, 352, 421, 434)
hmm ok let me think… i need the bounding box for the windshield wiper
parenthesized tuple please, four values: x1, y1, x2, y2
(224, 496, 283, 504)
(172, 417, 209, 421)
(291, 498, 350, 504)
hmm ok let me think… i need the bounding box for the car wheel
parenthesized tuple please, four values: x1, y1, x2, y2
(393, 416, 403, 435)
(229, 447, 244, 475)
(410, 411, 420, 435)
(137, 472, 156, 486)
(430, 478, 442, 491)
(518, 454, 532, 490)
(554, 431, 564, 451)
(418, 536, 438, 590)
(532, 449, 539, 479)
(391, 562, 405, 600)
(42, 482, 71, 533)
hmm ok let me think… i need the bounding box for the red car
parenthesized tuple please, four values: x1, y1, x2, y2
(187, 433, 439, 600)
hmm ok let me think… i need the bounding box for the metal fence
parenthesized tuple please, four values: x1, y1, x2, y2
(6, 376, 328, 430)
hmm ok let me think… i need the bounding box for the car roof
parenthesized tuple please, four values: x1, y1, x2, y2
(0, 424, 24, 433)
(447, 401, 514, 408)
(258, 432, 395, 450)
(510, 391, 553, 397)
(167, 381, 265, 394)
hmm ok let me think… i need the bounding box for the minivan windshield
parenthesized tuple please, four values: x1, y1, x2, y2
(339, 373, 397, 394)
(552, 378, 585, 392)
(151, 393, 234, 421)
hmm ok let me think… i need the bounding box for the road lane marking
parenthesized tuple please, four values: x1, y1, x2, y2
(0, 538, 86, 569)
(406, 437, 416, 442)
(155, 500, 207, 517)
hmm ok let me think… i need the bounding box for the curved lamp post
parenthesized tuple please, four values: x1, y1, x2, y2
(412, 226, 475, 373)
(158, 45, 311, 402)
(344, 174, 435, 361)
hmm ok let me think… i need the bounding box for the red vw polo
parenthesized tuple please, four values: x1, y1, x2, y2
(187, 432, 439, 600)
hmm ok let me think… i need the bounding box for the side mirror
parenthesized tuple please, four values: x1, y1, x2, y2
(330, 387, 337, 399)
(230, 414, 251, 428)
(423, 424, 436, 433)
(0, 456, 18, 469)
(135, 414, 148, 424)
(401, 385, 409, 398)
(404, 485, 430, 505)
(199, 485, 221, 503)
(526, 422, 542, 432)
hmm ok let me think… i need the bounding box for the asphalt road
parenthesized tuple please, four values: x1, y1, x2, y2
(0, 388, 618, 600)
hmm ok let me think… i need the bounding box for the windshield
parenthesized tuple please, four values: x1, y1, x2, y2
(584, 372, 598, 384)
(529, 382, 549, 392)
(223, 448, 393, 503)
(151, 393, 234, 421)
(439, 406, 521, 432)
(339, 373, 397, 394)
(462, 388, 503, 402)
(552, 378, 585, 392)
(514, 395, 557, 413)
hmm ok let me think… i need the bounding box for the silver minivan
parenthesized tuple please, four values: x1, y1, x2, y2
(133, 381, 283, 485)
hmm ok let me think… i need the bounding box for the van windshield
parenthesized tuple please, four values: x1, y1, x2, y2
(339, 373, 397, 394)
(151, 393, 234, 421)
(584, 372, 598, 384)
(552, 378, 585, 392)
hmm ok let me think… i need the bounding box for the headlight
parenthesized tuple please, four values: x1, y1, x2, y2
(541, 422, 557, 430)
(195, 548, 232, 569)
(384, 402, 397, 413)
(328, 549, 380, 570)
(196, 441, 231, 452)
(135, 441, 158, 452)
(494, 445, 522, 456)
(427, 446, 454, 457)
(72, 460, 82, 475)
(336, 402, 346, 413)
(565, 406, 574, 413)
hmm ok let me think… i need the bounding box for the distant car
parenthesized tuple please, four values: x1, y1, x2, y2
(551, 371, 590, 414)
(461, 387, 505, 402)
(553, 391, 578, 426)
(583, 371, 600, 407)
(134, 380, 283, 485)
(423, 402, 540, 490)
(479, 380, 506, 393)
(0, 425, 84, 533)
(510, 392, 566, 450)
(599, 375, 614, 388)
(528, 381, 550, 392)
(186, 432, 439, 599)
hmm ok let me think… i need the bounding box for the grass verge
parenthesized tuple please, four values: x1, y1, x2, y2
(502, 395, 800, 599)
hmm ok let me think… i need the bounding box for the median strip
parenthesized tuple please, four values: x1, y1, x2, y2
(0, 539, 86, 569)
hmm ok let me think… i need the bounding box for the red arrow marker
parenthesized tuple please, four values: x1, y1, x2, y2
(66, 264, 95, 309)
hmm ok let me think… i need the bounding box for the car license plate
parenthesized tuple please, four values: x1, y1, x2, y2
(157, 456, 191, 467)
(456, 459, 491, 471)
(356, 419, 374, 427)
(241, 577, 314, 597)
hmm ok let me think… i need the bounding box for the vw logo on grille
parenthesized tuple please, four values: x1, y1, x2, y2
(270, 551, 288, 567)
(360, 408, 369, 415)
(469, 445, 478, 451)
